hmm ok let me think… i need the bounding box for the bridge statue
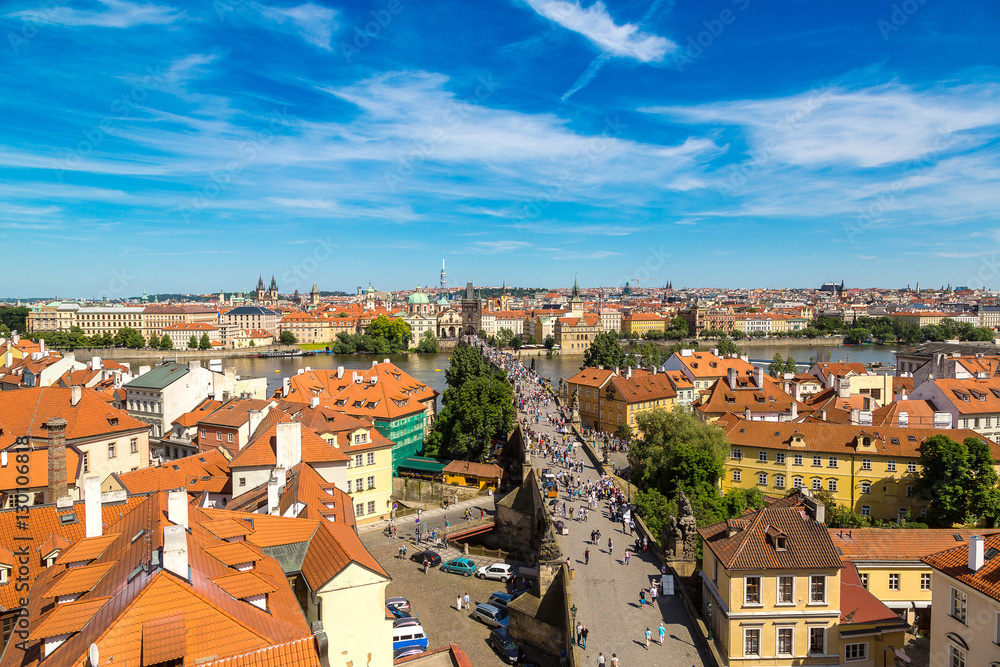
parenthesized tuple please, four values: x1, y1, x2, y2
(665, 490, 698, 560)
(568, 386, 581, 425)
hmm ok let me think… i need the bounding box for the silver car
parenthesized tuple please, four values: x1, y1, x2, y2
(476, 563, 513, 582)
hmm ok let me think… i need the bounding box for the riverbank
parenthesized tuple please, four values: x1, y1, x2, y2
(53, 346, 302, 361)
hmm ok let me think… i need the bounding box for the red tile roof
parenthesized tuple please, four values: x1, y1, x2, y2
(831, 528, 1000, 562)
(922, 532, 1000, 601)
(0, 387, 149, 446)
(840, 562, 908, 627)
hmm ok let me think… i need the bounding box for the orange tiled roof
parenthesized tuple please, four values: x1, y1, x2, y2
(443, 460, 503, 479)
(566, 368, 615, 388)
(45, 561, 117, 598)
(608, 369, 678, 404)
(211, 570, 278, 599)
(834, 528, 1000, 562)
(672, 351, 755, 379)
(840, 562, 908, 627)
(923, 532, 1000, 602)
(29, 596, 112, 640)
(228, 416, 348, 469)
(199, 398, 273, 428)
(923, 377, 1000, 414)
(56, 534, 121, 565)
(196, 636, 323, 667)
(0, 386, 149, 445)
(112, 448, 231, 495)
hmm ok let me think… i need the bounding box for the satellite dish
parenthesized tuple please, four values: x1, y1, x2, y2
(88, 644, 99, 667)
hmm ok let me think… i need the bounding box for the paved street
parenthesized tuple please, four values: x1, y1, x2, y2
(525, 419, 709, 667)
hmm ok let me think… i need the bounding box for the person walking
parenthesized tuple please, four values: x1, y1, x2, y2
(624, 549, 630, 566)
(585, 547, 590, 565)
(650, 584, 657, 606)
(463, 593, 470, 609)
(610, 653, 619, 667)
(581, 625, 588, 649)
(658, 622, 665, 645)
(644, 627, 651, 650)
(608, 537, 613, 557)
(597, 653, 605, 666)
(576, 622, 582, 645)
(457, 595, 462, 611)
(639, 588, 646, 610)
(423, 558, 429, 574)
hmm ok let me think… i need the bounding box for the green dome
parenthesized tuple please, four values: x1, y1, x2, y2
(408, 287, 429, 304)
(437, 295, 450, 306)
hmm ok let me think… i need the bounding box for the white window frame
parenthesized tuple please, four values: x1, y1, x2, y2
(808, 626, 826, 655)
(793, 477, 803, 489)
(733, 470, 741, 482)
(776, 453, 785, 464)
(367, 500, 376, 514)
(921, 573, 931, 591)
(775, 474, 785, 489)
(950, 587, 968, 624)
(828, 456, 838, 468)
(809, 575, 827, 604)
(948, 644, 966, 667)
(732, 448, 743, 460)
(794, 454, 803, 466)
(367, 475, 375, 490)
(744, 576, 762, 606)
(861, 481, 871, 494)
(828, 479, 838, 492)
(367, 452, 375, 465)
(355, 502, 364, 516)
(859, 572, 868, 589)
(777, 575, 794, 604)
(812, 478, 821, 490)
(861, 505, 871, 517)
(812, 456, 822, 467)
(757, 472, 767, 486)
(108, 442, 116, 459)
(758, 451, 767, 462)
(886, 460, 897, 472)
(743, 628, 761, 657)
(775, 627, 793, 657)
(861, 458, 871, 470)
(889, 573, 900, 590)
(907, 461, 917, 473)
(845, 642, 867, 661)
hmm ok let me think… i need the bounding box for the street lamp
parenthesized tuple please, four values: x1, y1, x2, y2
(707, 601, 713, 642)
(570, 604, 578, 645)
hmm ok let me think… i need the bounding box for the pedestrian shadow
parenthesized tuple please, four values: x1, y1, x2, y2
(633, 640, 647, 649)
(628, 602, 641, 609)
(670, 634, 695, 647)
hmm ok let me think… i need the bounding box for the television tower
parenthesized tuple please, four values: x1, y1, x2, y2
(440, 252, 447, 289)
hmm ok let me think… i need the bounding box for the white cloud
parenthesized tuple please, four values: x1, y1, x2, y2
(254, 3, 337, 50)
(646, 83, 1000, 168)
(522, 0, 673, 62)
(469, 241, 532, 253)
(8, 0, 181, 28)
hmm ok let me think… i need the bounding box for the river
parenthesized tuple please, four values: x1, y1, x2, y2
(116, 343, 899, 402)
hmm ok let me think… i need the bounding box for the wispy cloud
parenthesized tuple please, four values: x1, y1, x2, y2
(253, 2, 338, 50)
(9, 0, 182, 28)
(469, 241, 532, 253)
(522, 0, 674, 62)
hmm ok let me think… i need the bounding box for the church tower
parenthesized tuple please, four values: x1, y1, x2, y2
(269, 275, 278, 304)
(568, 275, 584, 318)
(499, 282, 511, 311)
(310, 283, 320, 308)
(256, 276, 265, 303)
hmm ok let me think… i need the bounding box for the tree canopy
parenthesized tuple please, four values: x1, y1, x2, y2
(279, 330, 298, 345)
(365, 314, 412, 348)
(917, 434, 1000, 526)
(422, 375, 515, 462)
(414, 331, 439, 353)
(582, 331, 626, 370)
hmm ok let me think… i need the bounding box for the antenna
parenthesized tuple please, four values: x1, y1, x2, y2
(88, 644, 99, 667)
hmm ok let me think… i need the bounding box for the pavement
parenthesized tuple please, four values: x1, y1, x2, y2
(526, 413, 710, 666)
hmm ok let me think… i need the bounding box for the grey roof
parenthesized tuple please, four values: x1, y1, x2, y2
(263, 541, 311, 574)
(123, 363, 189, 389)
(226, 306, 277, 316)
(896, 342, 1000, 359)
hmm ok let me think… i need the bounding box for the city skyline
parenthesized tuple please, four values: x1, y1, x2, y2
(1, 0, 998, 296)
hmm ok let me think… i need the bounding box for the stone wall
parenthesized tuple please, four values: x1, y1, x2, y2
(508, 563, 572, 664)
(391, 477, 486, 505)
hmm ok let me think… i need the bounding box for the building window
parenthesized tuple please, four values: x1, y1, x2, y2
(828, 457, 838, 468)
(201, 429, 206, 438)
(108, 442, 116, 459)
(757, 473, 767, 486)
(778, 576, 794, 604)
(130, 437, 138, 454)
(921, 573, 931, 590)
(889, 573, 900, 590)
(810, 575, 826, 603)
(744, 628, 760, 657)
(861, 505, 870, 517)
(346, 480, 351, 493)
(355, 503, 364, 516)
(367, 452, 375, 465)
(82, 452, 89, 473)
(239, 477, 246, 487)
(355, 478, 363, 493)
(812, 478, 821, 490)
(732, 448, 743, 460)
(775, 475, 785, 489)
(367, 500, 376, 514)
(907, 462, 917, 473)
(809, 627, 825, 654)
(951, 587, 968, 624)
(861, 458, 871, 470)
(812, 456, 822, 467)
(758, 451, 767, 462)
(948, 645, 966, 667)
(745, 576, 761, 605)
(861, 482, 871, 494)
(886, 460, 896, 472)
(776, 453, 785, 464)
(845, 643, 867, 661)
(355, 454, 363, 467)
(906, 485, 916, 497)
(793, 454, 803, 466)
(776, 627, 793, 656)
(793, 477, 803, 489)
(367, 475, 375, 490)
(828, 479, 837, 492)
(859, 572, 868, 588)
(216, 432, 222, 441)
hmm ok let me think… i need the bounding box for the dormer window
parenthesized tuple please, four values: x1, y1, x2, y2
(776, 536, 787, 551)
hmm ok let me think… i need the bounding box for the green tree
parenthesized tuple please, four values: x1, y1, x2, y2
(784, 356, 798, 375)
(365, 314, 412, 349)
(0, 306, 29, 333)
(582, 330, 626, 369)
(414, 331, 439, 353)
(916, 435, 976, 525)
(544, 336, 556, 350)
(188, 335, 199, 349)
(279, 330, 298, 345)
(716, 337, 739, 355)
(967, 436, 1000, 526)
(731, 329, 747, 340)
(199, 333, 211, 350)
(768, 353, 786, 377)
(844, 328, 871, 344)
(614, 422, 633, 443)
(511, 335, 523, 352)
(113, 327, 145, 349)
(496, 327, 515, 350)
(444, 341, 493, 395)
(628, 342, 664, 368)
(633, 489, 674, 546)
(423, 375, 515, 461)
(157, 334, 172, 350)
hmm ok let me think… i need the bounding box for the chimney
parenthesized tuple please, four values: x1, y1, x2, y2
(282, 377, 290, 397)
(222, 391, 230, 403)
(275, 466, 286, 489)
(790, 402, 797, 421)
(336, 366, 344, 379)
(372, 360, 378, 368)
(46, 417, 68, 502)
(3, 350, 11, 368)
(163, 525, 189, 579)
(850, 409, 860, 425)
(91, 356, 101, 371)
(727, 367, 737, 387)
(248, 409, 265, 440)
(744, 406, 752, 420)
(188, 360, 200, 372)
(209, 359, 223, 373)
(70, 386, 82, 407)
(969, 535, 985, 572)
(276, 421, 302, 469)
(84, 475, 102, 538)
(819, 409, 827, 421)
(38, 338, 45, 353)
(296, 368, 304, 376)
(838, 378, 851, 399)
(310, 397, 320, 409)
(897, 411, 908, 428)
(383, 358, 390, 364)
(167, 488, 189, 529)
(753, 366, 764, 386)
(12, 332, 19, 344)
(826, 374, 835, 389)
(614, 366, 619, 376)
(305, 366, 311, 372)
(267, 477, 280, 515)
(710, 348, 719, 356)
(792, 382, 802, 402)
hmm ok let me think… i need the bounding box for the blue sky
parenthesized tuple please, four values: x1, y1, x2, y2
(1, 0, 998, 297)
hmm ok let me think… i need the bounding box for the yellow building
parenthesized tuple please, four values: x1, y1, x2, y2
(716, 415, 997, 523)
(566, 367, 679, 435)
(923, 533, 1000, 667)
(621, 312, 665, 336)
(555, 313, 600, 352)
(442, 460, 503, 491)
(700, 503, 907, 667)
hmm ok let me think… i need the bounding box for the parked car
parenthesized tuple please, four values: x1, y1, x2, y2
(393, 616, 421, 629)
(440, 557, 477, 576)
(471, 602, 509, 628)
(488, 591, 514, 610)
(393, 646, 426, 660)
(387, 605, 411, 619)
(477, 563, 513, 582)
(386, 596, 411, 613)
(410, 550, 442, 567)
(392, 622, 428, 652)
(488, 627, 520, 664)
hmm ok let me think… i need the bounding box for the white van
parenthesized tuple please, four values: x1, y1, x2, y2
(392, 624, 429, 651)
